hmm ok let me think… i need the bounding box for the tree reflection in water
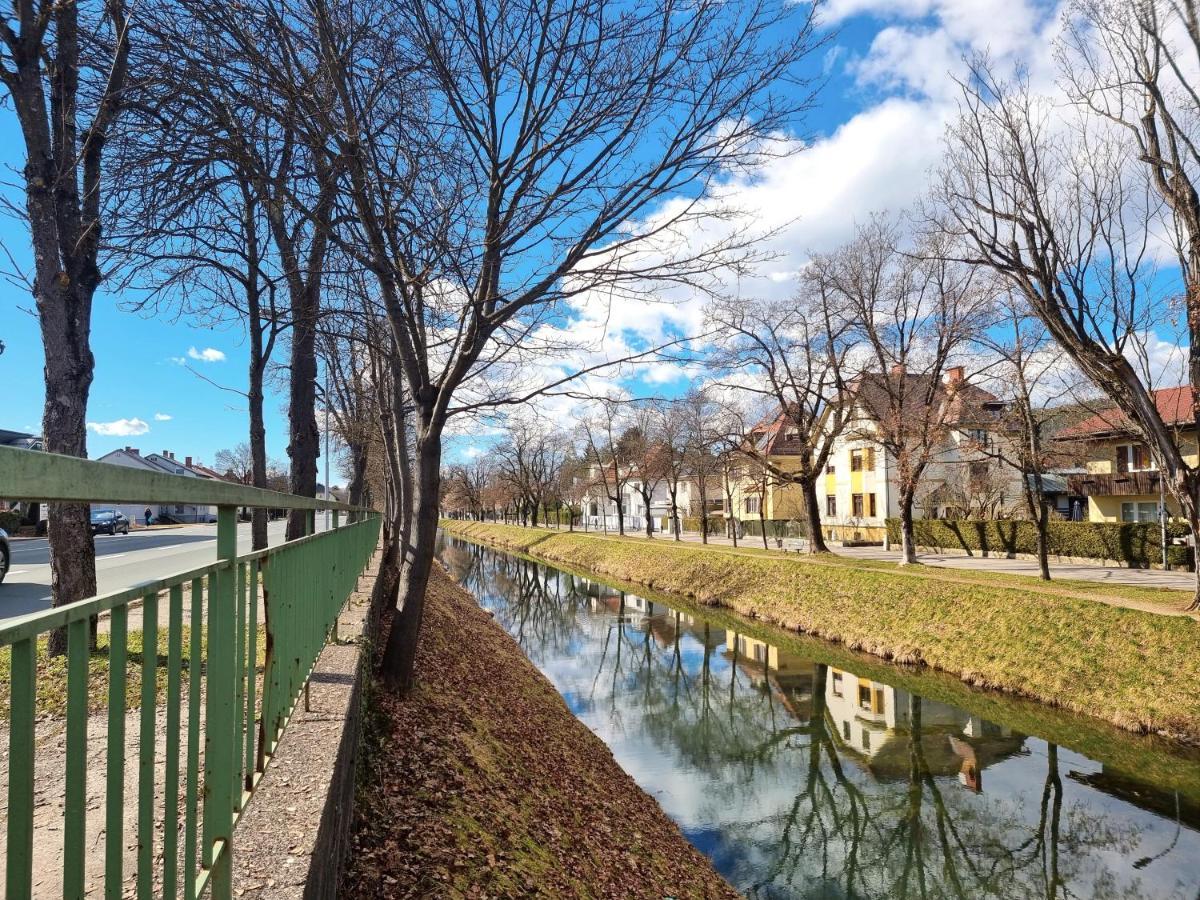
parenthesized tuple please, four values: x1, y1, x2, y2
(439, 537, 1200, 900)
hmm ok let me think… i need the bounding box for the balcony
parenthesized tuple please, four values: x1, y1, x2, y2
(1066, 470, 1162, 497)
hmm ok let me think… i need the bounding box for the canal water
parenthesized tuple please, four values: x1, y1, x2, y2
(438, 536, 1200, 899)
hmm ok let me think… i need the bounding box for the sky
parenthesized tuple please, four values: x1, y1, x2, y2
(0, 0, 1095, 470)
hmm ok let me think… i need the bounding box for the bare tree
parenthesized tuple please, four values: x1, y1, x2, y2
(935, 60, 1200, 600)
(706, 281, 854, 552)
(292, 0, 823, 689)
(578, 399, 634, 536)
(1, 0, 133, 648)
(622, 403, 670, 538)
(680, 388, 724, 544)
(832, 218, 988, 564)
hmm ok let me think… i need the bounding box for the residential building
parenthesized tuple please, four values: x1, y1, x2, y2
(578, 462, 701, 532)
(93, 447, 219, 524)
(1058, 386, 1194, 523)
(816, 367, 1024, 543)
(722, 413, 811, 532)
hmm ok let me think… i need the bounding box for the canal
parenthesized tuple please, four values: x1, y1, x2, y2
(439, 535, 1200, 899)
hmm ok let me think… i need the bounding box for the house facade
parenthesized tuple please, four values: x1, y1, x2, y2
(726, 368, 1026, 544)
(578, 463, 700, 533)
(93, 448, 220, 524)
(1059, 387, 1195, 523)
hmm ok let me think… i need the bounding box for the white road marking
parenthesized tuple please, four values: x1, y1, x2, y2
(8, 569, 27, 576)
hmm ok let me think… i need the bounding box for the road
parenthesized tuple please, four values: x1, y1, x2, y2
(1, 515, 336, 622)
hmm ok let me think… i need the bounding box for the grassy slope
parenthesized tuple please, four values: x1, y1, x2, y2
(443, 520, 1200, 745)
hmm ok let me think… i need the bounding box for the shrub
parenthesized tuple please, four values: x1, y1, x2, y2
(741, 519, 809, 539)
(681, 516, 724, 535)
(885, 518, 1193, 569)
(0, 510, 22, 534)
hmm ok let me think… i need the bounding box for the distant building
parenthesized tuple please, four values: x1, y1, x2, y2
(1057, 386, 1192, 523)
(92, 447, 219, 524)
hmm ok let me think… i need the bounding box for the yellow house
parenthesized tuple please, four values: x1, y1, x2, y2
(1057, 386, 1195, 523)
(724, 412, 810, 528)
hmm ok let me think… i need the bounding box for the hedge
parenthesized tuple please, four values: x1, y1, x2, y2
(681, 515, 724, 535)
(0, 510, 20, 534)
(741, 518, 810, 539)
(886, 517, 1193, 569)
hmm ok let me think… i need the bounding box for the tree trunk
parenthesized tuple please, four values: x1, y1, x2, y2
(380, 432, 442, 692)
(899, 489, 919, 565)
(800, 476, 829, 553)
(643, 489, 654, 538)
(759, 501, 768, 550)
(40, 282, 99, 655)
(248, 354, 269, 551)
(286, 283, 320, 540)
(698, 480, 709, 544)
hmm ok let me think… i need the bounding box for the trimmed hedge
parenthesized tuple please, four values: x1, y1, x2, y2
(886, 518, 1193, 569)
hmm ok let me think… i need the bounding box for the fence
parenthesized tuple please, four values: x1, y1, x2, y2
(0, 446, 380, 899)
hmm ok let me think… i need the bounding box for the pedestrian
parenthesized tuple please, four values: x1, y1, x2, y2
(145, 507, 153, 527)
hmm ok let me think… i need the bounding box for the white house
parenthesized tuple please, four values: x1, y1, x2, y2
(578, 463, 700, 533)
(93, 447, 219, 524)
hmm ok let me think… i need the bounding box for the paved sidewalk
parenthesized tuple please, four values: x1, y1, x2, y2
(551, 524, 1199, 593)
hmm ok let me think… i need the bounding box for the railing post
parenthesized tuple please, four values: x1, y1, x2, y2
(205, 504, 237, 900)
(306, 509, 315, 536)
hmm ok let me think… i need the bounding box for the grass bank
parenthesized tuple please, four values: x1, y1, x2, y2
(341, 564, 736, 899)
(443, 520, 1200, 745)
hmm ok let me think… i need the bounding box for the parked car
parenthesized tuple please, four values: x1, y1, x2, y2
(90, 510, 131, 536)
(0, 528, 9, 583)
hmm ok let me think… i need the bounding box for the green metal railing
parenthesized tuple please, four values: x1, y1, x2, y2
(0, 446, 380, 899)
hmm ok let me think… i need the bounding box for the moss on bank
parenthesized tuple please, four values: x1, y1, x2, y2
(341, 564, 737, 899)
(442, 520, 1200, 746)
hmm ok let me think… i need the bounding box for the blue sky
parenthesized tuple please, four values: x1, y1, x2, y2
(1, 0, 1077, 469)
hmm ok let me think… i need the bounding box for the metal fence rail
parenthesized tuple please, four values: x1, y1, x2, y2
(0, 446, 380, 899)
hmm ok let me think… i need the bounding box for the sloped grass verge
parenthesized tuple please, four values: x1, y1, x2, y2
(443, 520, 1200, 745)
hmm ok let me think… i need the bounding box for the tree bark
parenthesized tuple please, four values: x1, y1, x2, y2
(800, 476, 829, 553)
(899, 489, 919, 565)
(286, 282, 320, 540)
(380, 432, 442, 692)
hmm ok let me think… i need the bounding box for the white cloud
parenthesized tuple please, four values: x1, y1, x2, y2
(87, 417, 150, 437)
(168, 356, 186, 365)
(187, 346, 225, 363)
(153, 412, 172, 421)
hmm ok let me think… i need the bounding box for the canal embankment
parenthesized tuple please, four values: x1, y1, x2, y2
(339, 562, 738, 899)
(441, 520, 1200, 745)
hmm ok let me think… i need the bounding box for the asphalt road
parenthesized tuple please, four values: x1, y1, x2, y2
(1, 515, 336, 622)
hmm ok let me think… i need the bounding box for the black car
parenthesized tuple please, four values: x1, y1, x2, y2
(90, 510, 131, 536)
(0, 527, 9, 584)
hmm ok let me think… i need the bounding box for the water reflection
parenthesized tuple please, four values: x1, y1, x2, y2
(440, 538, 1200, 899)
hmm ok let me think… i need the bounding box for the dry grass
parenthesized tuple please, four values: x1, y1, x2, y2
(444, 520, 1200, 745)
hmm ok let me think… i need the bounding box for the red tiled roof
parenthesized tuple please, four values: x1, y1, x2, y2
(1054, 386, 1195, 440)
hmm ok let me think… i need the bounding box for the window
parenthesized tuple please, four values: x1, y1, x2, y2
(865, 447, 875, 470)
(589, 502, 598, 516)
(1122, 501, 1158, 523)
(831, 671, 843, 697)
(745, 496, 761, 515)
(852, 493, 864, 517)
(1117, 444, 1154, 473)
(825, 463, 835, 475)
(753, 643, 765, 663)
(869, 493, 877, 517)
(850, 449, 863, 472)
(862, 731, 871, 751)
(843, 720, 851, 740)
(858, 684, 872, 711)
(966, 428, 990, 448)
(826, 495, 837, 517)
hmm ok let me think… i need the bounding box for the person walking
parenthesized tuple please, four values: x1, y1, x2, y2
(144, 507, 153, 527)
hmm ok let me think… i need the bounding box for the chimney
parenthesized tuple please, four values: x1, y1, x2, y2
(127, 447, 139, 455)
(185, 456, 192, 468)
(947, 366, 965, 384)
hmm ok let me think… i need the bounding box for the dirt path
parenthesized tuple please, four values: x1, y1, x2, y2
(341, 564, 738, 899)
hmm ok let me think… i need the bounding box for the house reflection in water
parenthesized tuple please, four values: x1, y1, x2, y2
(724, 633, 817, 721)
(823, 666, 1026, 791)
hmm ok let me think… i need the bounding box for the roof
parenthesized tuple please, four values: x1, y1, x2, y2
(848, 372, 1001, 429)
(744, 411, 808, 457)
(1054, 386, 1194, 440)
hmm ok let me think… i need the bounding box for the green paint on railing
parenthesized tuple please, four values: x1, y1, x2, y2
(0, 453, 379, 898)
